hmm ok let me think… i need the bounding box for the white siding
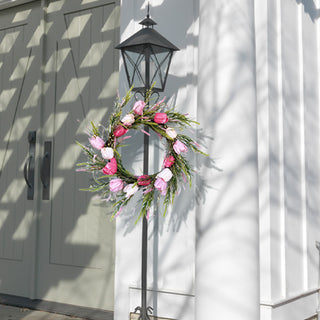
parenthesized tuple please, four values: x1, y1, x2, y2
(115, 0, 320, 320)
(115, 0, 260, 320)
(196, 0, 260, 319)
(257, 0, 320, 319)
(115, 1, 199, 320)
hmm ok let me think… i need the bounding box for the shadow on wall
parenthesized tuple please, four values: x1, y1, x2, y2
(117, 0, 220, 236)
(115, 0, 320, 319)
(0, 0, 210, 317)
(114, 1, 222, 320)
(117, 127, 219, 236)
(296, 0, 320, 21)
(258, 0, 320, 317)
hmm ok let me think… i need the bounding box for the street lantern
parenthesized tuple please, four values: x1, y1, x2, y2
(115, 5, 179, 320)
(115, 9, 179, 93)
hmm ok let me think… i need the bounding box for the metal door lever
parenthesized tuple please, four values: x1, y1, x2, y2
(25, 131, 36, 200)
(23, 155, 33, 188)
(41, 141, 52, 200)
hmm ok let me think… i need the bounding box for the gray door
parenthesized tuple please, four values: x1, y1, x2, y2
(0, 0, 119, 311)
(0, 1, 43, 299)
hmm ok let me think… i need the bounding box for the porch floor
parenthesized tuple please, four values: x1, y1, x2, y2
(0, 304, 87, 320)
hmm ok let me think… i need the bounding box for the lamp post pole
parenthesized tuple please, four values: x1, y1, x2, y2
(115, 6, 179, 319)
(141, 51, 151, 320)
(141, 200, 149, 320)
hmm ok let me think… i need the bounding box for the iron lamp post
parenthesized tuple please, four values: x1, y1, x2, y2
(115, 6, 179, 320)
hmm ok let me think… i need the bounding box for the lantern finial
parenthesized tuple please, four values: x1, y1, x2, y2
(140, 2, 157, 28)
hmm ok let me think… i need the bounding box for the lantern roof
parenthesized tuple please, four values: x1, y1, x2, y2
(115, 16, 179, 52)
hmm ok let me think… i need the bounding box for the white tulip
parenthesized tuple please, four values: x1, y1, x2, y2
(101, 147, 114, 160)
(124, 184, 139, 198)
(156, 168, 173, 182)
(165, 127, 177, 139)
(121, 113, 135, 126)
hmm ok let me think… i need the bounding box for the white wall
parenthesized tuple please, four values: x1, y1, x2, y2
(196, 0, 260, 319)
(256, 0, 320, 319)
(115, 1, 199, 320)
(115, 0, 320, 319)
(115, 0, 260, 320)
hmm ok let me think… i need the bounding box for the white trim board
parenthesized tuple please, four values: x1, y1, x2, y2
(260, 288, 320, 308)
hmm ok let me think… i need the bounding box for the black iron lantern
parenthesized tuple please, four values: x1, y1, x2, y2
(115, 10, 179, 93)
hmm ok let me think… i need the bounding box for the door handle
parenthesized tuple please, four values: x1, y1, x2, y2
(25, 131, 36, 200)
(41, 141, 52, 200)
(40, 153, 49, 188)
(23, 155, 33, 188)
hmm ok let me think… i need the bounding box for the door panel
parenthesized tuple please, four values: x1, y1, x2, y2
(0, 2, 42, 297)
(0, 43, 31, 262)
(0, 0, 119, 310)
(37, 0, 119, 311)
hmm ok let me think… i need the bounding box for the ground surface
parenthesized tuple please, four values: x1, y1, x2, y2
(0, 304, 87, 320)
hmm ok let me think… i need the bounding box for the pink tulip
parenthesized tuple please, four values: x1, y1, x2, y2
(133, 100, 146, 115)
(89, 136, 105, 150)
(154, 178, 167, 195)
(114, 125, 128, 137)
(163, 155, 175, 168)
(137, 175, 151, 186)
(109, 178, 123, 192)
(102, 157, 117, 175)
(154, 112, 168, 124)
(173, 140, 188, 154)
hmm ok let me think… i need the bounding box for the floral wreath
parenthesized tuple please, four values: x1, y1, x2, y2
(77, 87, 207, 221)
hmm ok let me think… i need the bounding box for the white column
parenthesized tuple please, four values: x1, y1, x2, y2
(196, 0, 260, 319)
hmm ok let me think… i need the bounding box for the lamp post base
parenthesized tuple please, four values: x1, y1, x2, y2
(133, 306, 154, 320)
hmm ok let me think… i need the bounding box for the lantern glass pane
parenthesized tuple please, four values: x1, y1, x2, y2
(123, 50, 146, 89)
(150, 49, 172, 91)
